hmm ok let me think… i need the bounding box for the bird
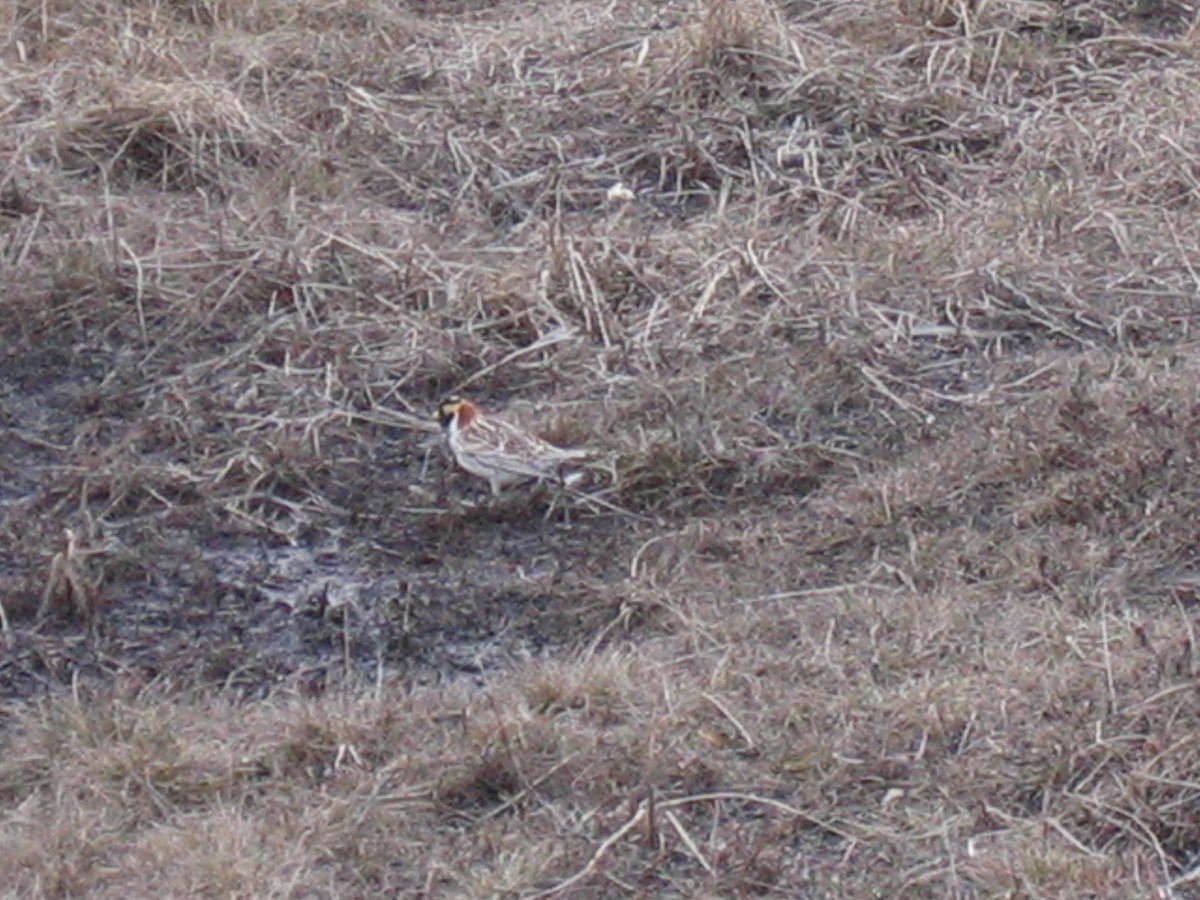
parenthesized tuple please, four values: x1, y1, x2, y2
(436, 396, 590, 496)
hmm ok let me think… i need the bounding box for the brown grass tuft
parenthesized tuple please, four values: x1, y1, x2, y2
(5, 0, 1200, 895)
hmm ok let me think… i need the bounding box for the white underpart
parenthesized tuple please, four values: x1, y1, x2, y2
(446, 415, 588, 495)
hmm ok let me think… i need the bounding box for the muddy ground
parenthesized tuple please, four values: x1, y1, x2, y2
(0, 320, 649, 697)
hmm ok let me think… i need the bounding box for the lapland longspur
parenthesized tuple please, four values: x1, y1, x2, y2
(436, 396, 590, 496)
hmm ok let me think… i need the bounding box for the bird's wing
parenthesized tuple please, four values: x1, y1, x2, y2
(466, 433, 589, 479)
(468, 446, 566, 480)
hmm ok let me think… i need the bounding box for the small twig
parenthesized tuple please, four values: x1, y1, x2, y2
(657, 791, 857, 842)
(742, 238, 791, 304)
(643, 786, 658, 849)
(999, 360, 1061, 393)
(453, 327, 580, 393)
(1067, 791, 1172, 875)
(664, 809, 714, 874)
(38, 528, 101, 627)
(859, 364, 935, 424)
(1042, 816, 1106, 860)
(118, 236, 149, 341)
(528, 802, 649, 899)
(532, 788, 853, 897)
(480, 753, 582, 822)
(565, 485, 659, 524)
(1171, 861, 1200, 889)
(739, 583, 882, 605)
(1098, 586, 1118, 711)
(350, 408, 440, 433)
(0, 597, 13, 650)
(10, 430, 69, 452)
(701, 692, 756, 752)
(341, 589, 354, 683)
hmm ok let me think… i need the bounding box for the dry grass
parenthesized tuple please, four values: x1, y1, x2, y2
(4, 0, 1200, 895)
